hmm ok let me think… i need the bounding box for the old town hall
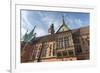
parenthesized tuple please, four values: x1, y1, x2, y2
(21, 16, 89, 63)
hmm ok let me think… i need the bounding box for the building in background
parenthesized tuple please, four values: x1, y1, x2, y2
(21, 16, 89, 63)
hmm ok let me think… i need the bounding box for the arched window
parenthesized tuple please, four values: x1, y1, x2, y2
(49, 44, 52, 56)
(41, 43, 48, 57)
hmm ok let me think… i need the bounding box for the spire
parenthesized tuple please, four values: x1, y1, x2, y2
(56, 15, 70, 33)
(23, 26, 36, 42)
(28, 25, 36, 42)
(62, 15, 65, 25)
(62, 15, 69, 29)
(23, 31, 28, 42)
(29, 25, 36, 35)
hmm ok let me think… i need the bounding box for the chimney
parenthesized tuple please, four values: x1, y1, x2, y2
(48, 23, 55, 35)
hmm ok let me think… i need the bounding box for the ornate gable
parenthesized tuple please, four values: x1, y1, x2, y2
(56, 16, 69, 33)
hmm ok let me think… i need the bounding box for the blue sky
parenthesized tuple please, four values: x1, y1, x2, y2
(21, 10, 89, 38)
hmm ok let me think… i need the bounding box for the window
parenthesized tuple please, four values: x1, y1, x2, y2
(68, 36, 73, 46)
(56, 38, 60, 49)
(73, 36, 80, 43)
(64, 37, 69, 48)
(41, 43, 48, 57)
(37, 48, 41, 58)
(56, 37, 70, 49)
(76, 44, 82, 53)
(49, 44, 52, 56)
(64, 37, 67, 48)
(59, 38, 62, 49)
(81, 36, 89, 50)
(87, 39, 89, 46)
(75, 44, 82, 55)
(53, 43, 56, 56)
(63, 51, 68, 56)
(32, 49, 37, 58)
(53, 49, 56, 56)
(61, 39, 63, 48)
(68, 50, 74, 56)
(56, 40, 58, 49)
(53, 43, 55, 49)
(57, 52, 62, 57)
(86, 36, 89, 46)
(41, 48, 47, 57)
(31, 49, 35, 60)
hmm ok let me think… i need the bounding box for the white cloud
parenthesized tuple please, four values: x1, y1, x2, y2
(21, 27, 27, 39)
(42, 16, 54, 25)
(66, 17, 73, 24)
(37, 11, 45, 17)
(34, 27, 47, 37)
(21, 10, 87, 38)
(21, 11, 32, 28)
(41, 15, 62, 32)
(74, 18, 83, 27)
(54, 20, 62, 32)
(21, 11, 34, 38)
(64, 16, 84, 29)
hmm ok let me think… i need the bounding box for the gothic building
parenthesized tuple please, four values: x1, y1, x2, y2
(21, 17, 89, 63)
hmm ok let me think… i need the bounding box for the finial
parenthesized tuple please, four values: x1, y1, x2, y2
(62, 15, 65, 25)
